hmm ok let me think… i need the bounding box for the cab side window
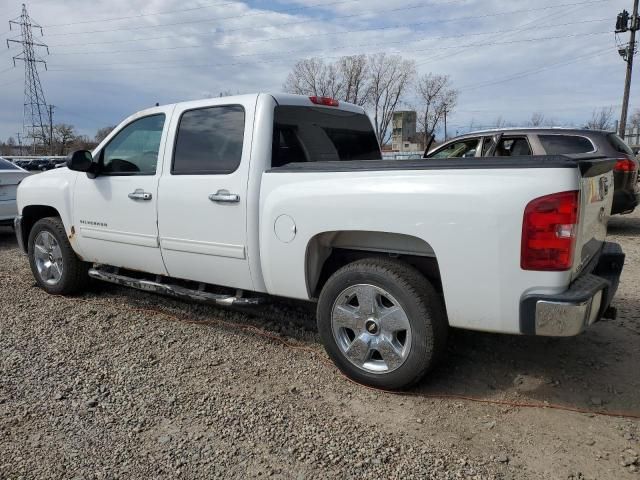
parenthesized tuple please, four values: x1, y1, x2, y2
(101, 114, 165, 175)
(172, 105, 245, 175)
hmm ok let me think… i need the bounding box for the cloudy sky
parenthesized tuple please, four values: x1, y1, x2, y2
(0, 0, 631, 142)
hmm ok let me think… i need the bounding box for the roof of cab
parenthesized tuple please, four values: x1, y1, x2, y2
(268, 93, 366, 114)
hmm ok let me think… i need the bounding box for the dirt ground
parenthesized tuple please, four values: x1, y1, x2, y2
(0, 211, 639, 479)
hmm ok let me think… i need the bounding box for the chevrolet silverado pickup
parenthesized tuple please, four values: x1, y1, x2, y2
(14, 93, 625, 389)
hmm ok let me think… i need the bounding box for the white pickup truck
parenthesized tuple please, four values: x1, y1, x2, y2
(15, 93, 625, 389)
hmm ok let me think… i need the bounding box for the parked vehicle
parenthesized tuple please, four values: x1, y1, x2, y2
(0, 157, 30, 226)
(426, 128, 640, 215)
(14, 94, 624, 389)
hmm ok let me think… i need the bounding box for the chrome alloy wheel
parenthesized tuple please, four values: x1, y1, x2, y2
(331, 284, 412, 373)
(33, 231, 64, 285)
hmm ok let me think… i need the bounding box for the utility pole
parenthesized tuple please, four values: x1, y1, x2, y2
(443, 107, 448, 141)
(48, 104, 55, 155)
(7, 4, 51, 153)
(616, 0, 639, 139)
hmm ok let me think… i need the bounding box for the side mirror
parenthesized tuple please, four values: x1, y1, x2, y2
(67, 150, 94, 172)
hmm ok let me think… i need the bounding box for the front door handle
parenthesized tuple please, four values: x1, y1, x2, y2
(128, 188, 153, 201)
(209, 189, 240, 203)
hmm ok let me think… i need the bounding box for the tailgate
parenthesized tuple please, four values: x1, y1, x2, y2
(573, 158, 616, 278)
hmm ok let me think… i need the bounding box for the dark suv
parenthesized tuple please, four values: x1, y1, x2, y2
(426, 128, 640, 215)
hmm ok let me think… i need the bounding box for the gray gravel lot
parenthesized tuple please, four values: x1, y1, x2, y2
(1, 211, 639, 479)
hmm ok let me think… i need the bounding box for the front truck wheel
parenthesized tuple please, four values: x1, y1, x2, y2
(317, 258, 448, 390)
(27, 216, 89, 295)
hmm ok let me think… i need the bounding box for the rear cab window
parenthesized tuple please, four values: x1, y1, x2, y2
(271, 106, 380, 167)
(538, 135, 594, 155)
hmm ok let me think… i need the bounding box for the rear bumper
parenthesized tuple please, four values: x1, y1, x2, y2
(520, 242, 624, 336)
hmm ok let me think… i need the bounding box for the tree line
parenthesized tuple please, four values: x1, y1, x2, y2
(283, 53, 457, 146)
(0, 125, 114, 157)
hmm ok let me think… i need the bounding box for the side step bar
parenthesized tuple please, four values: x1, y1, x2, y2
(88, 267, 263, 306)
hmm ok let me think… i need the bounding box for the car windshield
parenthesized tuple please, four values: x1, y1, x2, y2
(428, 139, 479, 158)
(0, 158, 20, 170)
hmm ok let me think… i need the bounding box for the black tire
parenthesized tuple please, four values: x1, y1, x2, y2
(317, 257, 448, 390)
(27, 216, 89, 295)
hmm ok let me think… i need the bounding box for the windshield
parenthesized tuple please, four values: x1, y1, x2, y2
(272, 106, 381, 167)
(428, 138, 479, 158)
(0, 158, 20, 170)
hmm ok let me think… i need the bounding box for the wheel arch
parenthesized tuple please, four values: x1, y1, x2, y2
(305, 230, 442, 298)
(20, 205, 63, 253)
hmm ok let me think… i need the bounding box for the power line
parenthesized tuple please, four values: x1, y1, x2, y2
(457, 46, 612, 92)
(0, 77, 21, 88)
(41, 0, 610, 39)
(415, 3, 587, 67)
(42, 0, 369, 28)
(41, 0, 456, 38)
(47, 18, 608, 58)
(46, 30, 612, 72)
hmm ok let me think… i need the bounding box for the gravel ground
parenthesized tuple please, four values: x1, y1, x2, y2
(1, 211, 639, 479)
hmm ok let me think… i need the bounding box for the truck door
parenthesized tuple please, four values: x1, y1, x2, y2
(73, 108, 172, 274)
(157, 98, 255, 290)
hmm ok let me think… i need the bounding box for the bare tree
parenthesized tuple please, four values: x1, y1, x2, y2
(95, 126, 115, 143)
(367, 53, 415, 145)
(529, 112, 545, 127)
(338, 55, 369, 106)
(414, 73, 458, 144)
(493, 116, 507, 128)
(283, 58, 342, 98)
(283, 54, 415, 144)
(53, 124, 77, 155)
(586, 106, 615, 130)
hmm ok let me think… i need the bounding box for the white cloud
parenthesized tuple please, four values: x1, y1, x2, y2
(0, 0, 630, 140)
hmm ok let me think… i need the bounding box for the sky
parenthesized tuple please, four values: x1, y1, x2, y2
(0, 0, 633, 142)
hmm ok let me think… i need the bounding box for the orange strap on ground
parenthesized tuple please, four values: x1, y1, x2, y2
(0, 271, 637, 420)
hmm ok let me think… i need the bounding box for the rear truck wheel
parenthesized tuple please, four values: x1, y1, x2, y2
(317, 258, 448, 390)
(27, 217, 89, 295)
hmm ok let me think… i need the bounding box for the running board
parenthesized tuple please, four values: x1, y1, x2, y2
(88, 268, 263, 306)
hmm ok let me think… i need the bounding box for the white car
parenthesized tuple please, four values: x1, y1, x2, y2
(14, 93, 625, 389)
(0, 157, 30, 226)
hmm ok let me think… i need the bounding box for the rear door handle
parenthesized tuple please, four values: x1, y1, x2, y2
(209, 189, 240, 203)
(128, 188, 153, 201)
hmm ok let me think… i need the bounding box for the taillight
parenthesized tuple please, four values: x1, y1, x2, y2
(614, 158, 638, 172)
(309, 96, 339, 107)
(521, 191, 579, 271)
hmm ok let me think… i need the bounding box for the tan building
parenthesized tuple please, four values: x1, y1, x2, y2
(391, 111, 424, 153)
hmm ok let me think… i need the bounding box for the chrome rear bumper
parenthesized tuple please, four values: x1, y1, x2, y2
(520, 242, 624, 336)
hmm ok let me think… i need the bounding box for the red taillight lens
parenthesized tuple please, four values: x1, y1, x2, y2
(309, 96, 339, 107)
(614, 158, 638, 172)
(521, 191, 579, 271)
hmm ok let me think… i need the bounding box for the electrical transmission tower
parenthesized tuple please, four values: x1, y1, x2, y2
(7, 4, 51, 153)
